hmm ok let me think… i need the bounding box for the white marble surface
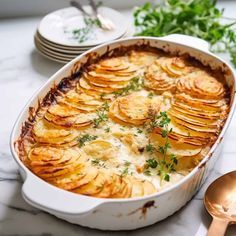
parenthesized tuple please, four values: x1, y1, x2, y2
(1, 3, 236, 236)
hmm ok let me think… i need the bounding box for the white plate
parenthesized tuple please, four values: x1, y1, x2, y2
(38, 6, 128, 47)
(35, 35, 85, 55)
(36, 31, 93, 50)
(34, 39, 72, 64)
(35, 28, 130, 53)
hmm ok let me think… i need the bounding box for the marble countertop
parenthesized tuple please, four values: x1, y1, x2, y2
(1, 2, 236, 236)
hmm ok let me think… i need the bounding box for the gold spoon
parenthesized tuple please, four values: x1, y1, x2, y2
(204, 170, 236, 236)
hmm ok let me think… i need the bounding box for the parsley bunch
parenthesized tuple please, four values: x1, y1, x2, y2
(134, 0, 236, 66)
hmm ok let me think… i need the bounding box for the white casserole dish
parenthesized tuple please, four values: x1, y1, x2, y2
(10, 34, 236, 230)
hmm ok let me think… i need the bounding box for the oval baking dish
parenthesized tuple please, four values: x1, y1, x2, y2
(10, 34, 236, 230)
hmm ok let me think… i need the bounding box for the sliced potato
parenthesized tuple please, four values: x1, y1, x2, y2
(73, 171, 109, 195)
(118, 94, 152, 121)
(142, 180, 156, 196)
(83, 140, 118, 161)
(33, 119, 78, 145)
(129, 50, 157, 67)
(130, 178, 144, 197)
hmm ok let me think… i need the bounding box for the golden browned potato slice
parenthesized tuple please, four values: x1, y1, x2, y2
(144, 63, 176, 93)
(84, 73, 129, 89)
(153, 122, 208, 146)
(76, 83, 102, 98)
(157, 57, 191, 77)
(98, 56, 130, 69)
(44, 111, 93, 129)
(92, 171, 115, 198)
(83, 140, 118, 161)
(130, 178, 144, 197)
(88, 56, 137, 78)
(47, 103, 81, 117)
(169, 107, 219, 126)
(173, 118, 218, 136)
(118, 94, 152, 121)
(150, 132, 202, 156)
(28, 147, 85, 179)
(172, 101, 222, 119)
(142, 180, 156, 196)
(87, 71, 135, 84)
(109, 174, 123, 196)
(79, 77, 116, 94)
(169, 112, 218, 132)
(109, 100, 145, 126)
(129, 50, 157, 67)
(28, 146, 80, 164)
(193, 74, 224, 97)
(111, 177, 129, 198)
(175, 93, 224, 107)
(73, 170, 110, 196)
(177, 71, 224, 98)
(95, 64, 138, 76)
(54, 163, 99, 190)
(33, 119, 78, 145)
(57, 100, 98, 112)
(65, 90, 102, 106)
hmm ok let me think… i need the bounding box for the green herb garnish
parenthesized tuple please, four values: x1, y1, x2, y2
(143, 111, 178, 182)
(101, 101, 110, 111)
(146, 143, 154, 153)
(120, 167, 129, 177)
(113, 77, 144, 97)
(147, 92, 154, 99)
(93, 102, 109, 127)
(72, 17, 101, 43)
(104, 127, 110, 133)
(146, 158, 158, 168)
(91, 159, 106, 168)
(134, 0, 236, 67)
(124, 161, 131, 166)
(78, 134, 98, 147)
(91, 159, 100, 166)
(143, 169, 152, 176)
(137, 128, 143, 134)
(148, 110, 171, 132)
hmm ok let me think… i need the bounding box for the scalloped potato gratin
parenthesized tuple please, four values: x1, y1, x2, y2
(17, 47, 230, 198)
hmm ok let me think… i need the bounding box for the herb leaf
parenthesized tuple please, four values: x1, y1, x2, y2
(146, 158, 158, 168)
(113, 77, 144, 97)
(72, 17, 101, 43)
(78, 134, 97, 147)
(93, 102, 110, 127)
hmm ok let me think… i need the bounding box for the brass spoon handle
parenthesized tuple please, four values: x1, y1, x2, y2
(207, 217, 229, 236)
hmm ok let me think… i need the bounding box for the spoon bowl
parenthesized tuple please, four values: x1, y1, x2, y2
(204, 171, 236, 236)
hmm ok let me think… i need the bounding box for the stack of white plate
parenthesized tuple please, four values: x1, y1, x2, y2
(34, 6, 130, 63)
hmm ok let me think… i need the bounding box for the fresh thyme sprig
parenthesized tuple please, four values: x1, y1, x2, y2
(93, 101, 109, 127)
(144, 111, 178, 182)
(91, 158, 106, 168)
(113, 77, 144, 97)
(134, 0, 236, 67)
(78, 134, 98, 147)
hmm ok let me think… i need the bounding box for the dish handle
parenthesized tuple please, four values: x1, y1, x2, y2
(22, 173, 105, 216)
(160, 34, 210, 52)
